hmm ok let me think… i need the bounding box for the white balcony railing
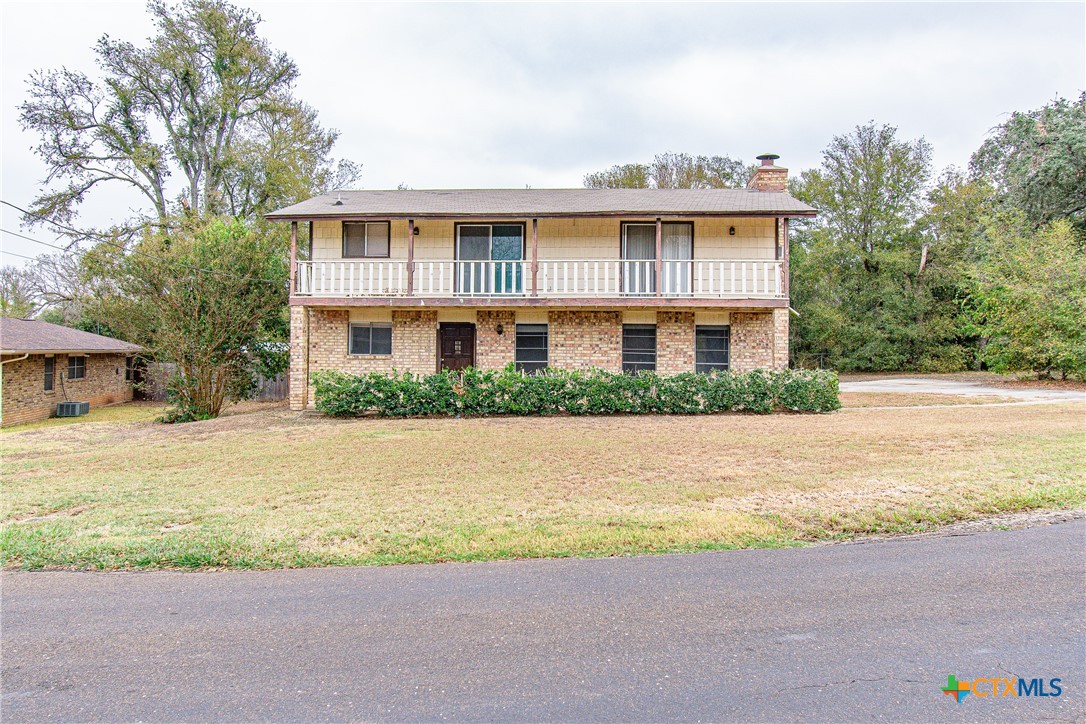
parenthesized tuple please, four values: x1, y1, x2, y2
(295, 259, 783, 299)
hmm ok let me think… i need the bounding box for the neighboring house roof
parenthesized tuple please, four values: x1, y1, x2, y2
(265, 188, 817, 220)
(0, 318, 141, 355)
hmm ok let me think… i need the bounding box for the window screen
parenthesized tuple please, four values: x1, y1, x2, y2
(515, 324, 548, 373)
(343, 222, 390, 258)
(695, 326, 730, 373)
(67, 355, 86, 380)
(349, 324, 392, 355)
(622, 325, 657, 373)
(44, 357, 55, 391)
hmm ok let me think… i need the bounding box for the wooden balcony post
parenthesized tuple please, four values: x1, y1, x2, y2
(407, 219, 415, 296)
(531, 218, 539, 296)
(289, 221, 298, 296)
(782, 216, 790, 298)
(654, 217, 662, 297)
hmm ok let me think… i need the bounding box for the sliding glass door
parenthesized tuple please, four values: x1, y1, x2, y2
(621, 222, 693, 295)
(456, 224, 525, 295)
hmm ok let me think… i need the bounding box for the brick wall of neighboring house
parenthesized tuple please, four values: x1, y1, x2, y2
(656, 312, 696, 375)
(1, 353, 134, 427)
(730, 311, 788, 372)
(475, 310, 516, 370)
(300, 308, 438, 408)
(548, 310, 622, 372)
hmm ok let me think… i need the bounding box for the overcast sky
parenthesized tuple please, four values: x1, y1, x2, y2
(2, 1, 1083, 264)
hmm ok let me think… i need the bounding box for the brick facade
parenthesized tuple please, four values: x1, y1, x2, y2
(295, 308, 438, 408)
(1, 353, 134, 427)
(548, 311, 622, 372)
(772, 308, 789, 370)
(289, 306, 789, 409)
(475, 310, 516, 370)
(289, 306, 310, 410)
(729, 312, 790, 372)
(656, 312, 696, 375)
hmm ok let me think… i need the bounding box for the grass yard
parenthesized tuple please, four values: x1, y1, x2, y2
(838, 392, 1019, 408)
(2, 401, 1083, 570)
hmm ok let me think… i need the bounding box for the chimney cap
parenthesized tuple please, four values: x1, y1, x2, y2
(756, 153, 781, 166)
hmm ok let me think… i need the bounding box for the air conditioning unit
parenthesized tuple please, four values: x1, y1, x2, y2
(56, 401, 90, 417)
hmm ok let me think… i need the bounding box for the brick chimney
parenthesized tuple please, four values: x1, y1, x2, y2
(747, 153, 787, 192)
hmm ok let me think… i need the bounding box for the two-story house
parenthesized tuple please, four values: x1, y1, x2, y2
(267, 155, 816, 411)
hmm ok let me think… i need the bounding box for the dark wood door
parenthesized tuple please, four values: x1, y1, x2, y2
(439, 323, 476, 371)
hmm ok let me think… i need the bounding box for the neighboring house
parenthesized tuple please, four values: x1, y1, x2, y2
(267, 154, 816, 411)
(0, 318, 141, 426)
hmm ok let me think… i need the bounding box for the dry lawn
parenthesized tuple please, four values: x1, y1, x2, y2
(2, 401, 1083, 569)
(839, 392, 1019, 408)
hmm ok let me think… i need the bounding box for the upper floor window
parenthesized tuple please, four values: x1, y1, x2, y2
(67, 355, 86, 380)
(456, 224, 525, 261)
(343, 221, 390, 258)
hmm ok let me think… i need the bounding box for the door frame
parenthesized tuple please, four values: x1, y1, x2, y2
(437, 322, 477, 372)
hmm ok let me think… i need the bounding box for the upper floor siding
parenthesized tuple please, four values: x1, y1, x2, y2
(305, 217, 781, 262)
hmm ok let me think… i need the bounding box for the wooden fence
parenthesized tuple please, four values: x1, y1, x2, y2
(137, 363, 288, 402)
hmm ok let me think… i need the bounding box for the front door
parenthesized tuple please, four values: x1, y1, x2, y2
(439, 323, 476, 371)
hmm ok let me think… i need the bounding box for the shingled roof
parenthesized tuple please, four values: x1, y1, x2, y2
(265, 188, 816, 220)
(0, 318, 141, 355)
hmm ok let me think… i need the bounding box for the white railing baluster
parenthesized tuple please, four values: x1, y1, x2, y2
(294, 258, 782, 299)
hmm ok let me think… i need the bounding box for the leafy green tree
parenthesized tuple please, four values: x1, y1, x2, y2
(19, 0, 357, 237)
(584, 152, 753, 189)
(91, 215, 288, 420)
(973, 218, 1086, 379)
(789, 123, 971, 370)
(971, 93, 1086, 234)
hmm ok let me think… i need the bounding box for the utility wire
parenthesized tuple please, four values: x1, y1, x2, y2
(1, 228, 81, 254)
(0, 200, 284, 285)
(0, 249, 41, 262)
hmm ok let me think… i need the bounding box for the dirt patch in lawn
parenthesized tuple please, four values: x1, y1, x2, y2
(2, 403, 1083, 569)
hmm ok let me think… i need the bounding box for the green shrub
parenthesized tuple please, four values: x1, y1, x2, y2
(312, 367, 840, 418)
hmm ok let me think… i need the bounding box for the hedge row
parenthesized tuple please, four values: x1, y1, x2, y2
(312, 366, 840, 417)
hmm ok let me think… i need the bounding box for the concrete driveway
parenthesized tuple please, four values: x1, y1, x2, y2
(3, 521, 1083, 722)
(839, 376, 1085, 403)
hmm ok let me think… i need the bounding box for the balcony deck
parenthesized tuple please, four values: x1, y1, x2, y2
(293, 259, 786, 305)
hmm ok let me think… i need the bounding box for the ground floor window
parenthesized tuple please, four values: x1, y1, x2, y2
(515, 324, 548, 373)
(349, 323, 393, 356)
(695, 325, 730, 373)
(67, 355, 86, 380)
(125, 356, 134, 381)
(44, 356, 55, 391)
(622, 324, 657, 373)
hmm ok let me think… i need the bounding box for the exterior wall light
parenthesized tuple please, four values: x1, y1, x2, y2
(729, 226, 736, 236)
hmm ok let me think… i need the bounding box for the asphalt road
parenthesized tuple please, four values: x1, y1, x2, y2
(3, 522, 1084, 722)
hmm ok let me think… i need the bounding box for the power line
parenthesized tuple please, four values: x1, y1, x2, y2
(1, 228, 80, 254)
(0, 200, 284, 285)
(0, 249, 41, 262)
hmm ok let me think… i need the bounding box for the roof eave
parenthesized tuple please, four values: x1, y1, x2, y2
(265, 209, 818, 221)
(2, 348, 141, 356)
